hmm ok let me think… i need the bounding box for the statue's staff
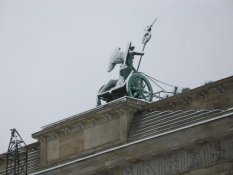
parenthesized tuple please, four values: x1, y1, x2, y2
(137, 17, 158, 71)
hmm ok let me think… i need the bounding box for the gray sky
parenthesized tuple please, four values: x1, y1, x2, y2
(0, 0, 233, 153)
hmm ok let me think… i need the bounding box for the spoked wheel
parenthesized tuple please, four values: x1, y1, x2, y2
(126, 73, 153, 102)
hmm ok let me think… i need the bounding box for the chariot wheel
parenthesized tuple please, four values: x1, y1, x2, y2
(126, 73, 153, 102)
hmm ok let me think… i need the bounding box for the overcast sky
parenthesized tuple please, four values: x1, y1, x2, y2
(0, 0, 233, 153)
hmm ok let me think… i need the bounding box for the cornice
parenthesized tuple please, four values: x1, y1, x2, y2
(32, 97, 147, 140)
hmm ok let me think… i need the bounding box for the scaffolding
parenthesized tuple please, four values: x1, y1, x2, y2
(6, 129, 28, 175)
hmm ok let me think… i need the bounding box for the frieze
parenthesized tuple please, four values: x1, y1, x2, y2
(122, 137, 233, 175)
(143, 159, 159, 175)
(182, 97, 192, 105)
(188, 148, 203, 169)
(38, 113, 120, 141)
(74, 123, 84, 131)
(199, 91, 208, 99)
(164, 154, 179, 174)
(168, 102, 176, 109)
(215, 85, 224, 94)
(211, 143, 225, 162)
(103, 113, 112, 121)
(62, 127, 72, 135)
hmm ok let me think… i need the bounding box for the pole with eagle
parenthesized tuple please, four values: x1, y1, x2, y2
(137, 17, 158, 71)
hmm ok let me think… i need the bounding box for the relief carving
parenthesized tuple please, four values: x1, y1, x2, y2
(189, 149, 203, 168)
(143, 160, 158, 175)
(164, 154, 178, 174)
(122, 138, 233, 175)
(211, 143, 224, 162)
(123, 166, 134, 175)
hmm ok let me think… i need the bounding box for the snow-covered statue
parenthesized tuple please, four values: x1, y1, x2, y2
(97, 18, 157, 106)
(100, 44, 144, 94)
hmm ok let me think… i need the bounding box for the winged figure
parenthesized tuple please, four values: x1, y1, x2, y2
(107, 48, 125, 72)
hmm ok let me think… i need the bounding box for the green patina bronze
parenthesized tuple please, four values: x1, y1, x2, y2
(97, 42, 153, 106)
(97, 19, 157, 106)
